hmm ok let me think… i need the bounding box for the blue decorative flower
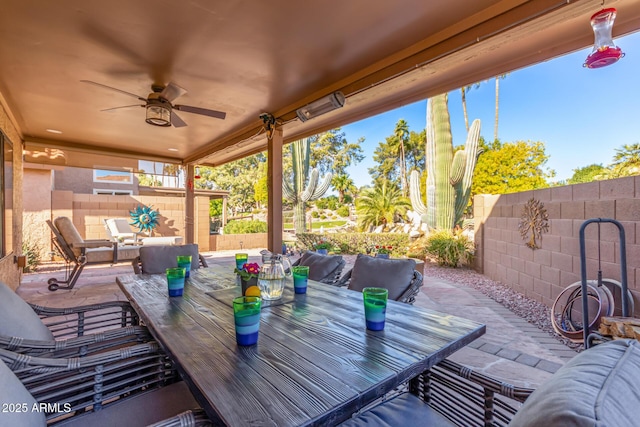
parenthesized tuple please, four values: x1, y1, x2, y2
(129, 205, 159, 234)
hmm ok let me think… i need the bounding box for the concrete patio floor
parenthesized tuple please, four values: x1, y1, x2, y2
(18, 249, 578, 390)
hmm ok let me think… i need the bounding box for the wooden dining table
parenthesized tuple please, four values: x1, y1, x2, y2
(116, 264, 485, 426)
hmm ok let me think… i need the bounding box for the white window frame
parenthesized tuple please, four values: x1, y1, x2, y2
(93, 169, 133, 185)
(93, 189, 133, 196)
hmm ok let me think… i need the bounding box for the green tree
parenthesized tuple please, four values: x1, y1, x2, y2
(355, 181, 411, 231)
(331, 174, 356, 204)
(137, 173, 161, 187)
(369, 123, 424, 189)
(196, 153, 265, 214)
(472, 140, 554, 195)
(606, 143, 640, 177)
(567, 164, 606, 184)
(253, 162, 268, 208)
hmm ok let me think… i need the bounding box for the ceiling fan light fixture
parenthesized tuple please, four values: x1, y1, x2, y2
(296, 91, 345, 122)
(145, 100, 172, 127)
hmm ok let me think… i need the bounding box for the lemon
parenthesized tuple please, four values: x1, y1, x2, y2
(245, 286, 261, 297)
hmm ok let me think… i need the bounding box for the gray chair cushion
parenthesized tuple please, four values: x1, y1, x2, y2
(510, 339, 640, 427)
(298, 251, 343, 282)
(138, 244, 201, 274)
(348, 254, 416, 301)
(0, 360, 46, 427)
(339, 393, 453, 427)
(55, 381, 200, 427)
(0, 282, 54, 341)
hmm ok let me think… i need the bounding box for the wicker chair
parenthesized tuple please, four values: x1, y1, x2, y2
(339, 358, 534, 427)
(336, 254, 423, 304)
(291, 251, 346, 286)
(0, 347, 212, 426)
(132, 244, 208, 274)
(0, 281, 149, 358)
(46, 217, 140, 291)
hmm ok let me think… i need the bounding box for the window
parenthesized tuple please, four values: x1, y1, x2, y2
(93, 169, 133, 184)
(1, 132, 13, 257)
(93, 189, 133, 196)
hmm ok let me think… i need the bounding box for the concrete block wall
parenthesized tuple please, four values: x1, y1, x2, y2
(210, 233, 268, 251)
(475, 176, 640, 315)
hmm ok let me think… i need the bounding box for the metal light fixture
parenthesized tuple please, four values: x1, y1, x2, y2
(584, 8, 624, 69)
(145, 99, 172, 126)
(296, 91, 346, 122)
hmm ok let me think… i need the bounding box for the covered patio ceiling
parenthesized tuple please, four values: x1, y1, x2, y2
(2, 0, 640, 171)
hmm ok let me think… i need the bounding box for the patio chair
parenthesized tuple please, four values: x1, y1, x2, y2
(104, 217, 184, 246)
(0, 280, 150, 358)
(336, 254, 423, 304)
(132, 243, 208, 274)
(46, 216, 141, 291)
(291, 251, 346, 286)
(0, 347, 212, 426)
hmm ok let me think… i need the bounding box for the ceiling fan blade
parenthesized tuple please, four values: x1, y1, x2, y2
(174, 105, 226, 120)
(171, 111, 188, 128)
(101, 104, 144, 112)
(81, 80, 147, 102)
(161, 82, 187, 103)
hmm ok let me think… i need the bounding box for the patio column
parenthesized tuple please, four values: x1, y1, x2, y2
(267, 127, 283, 254)
(185, 164, 195, 244)
(222, 195, 227, 227)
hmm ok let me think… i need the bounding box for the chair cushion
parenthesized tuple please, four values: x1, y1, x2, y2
(339, 393, 453, 427)
(348, 254, 416, 301)
(138, 244, 201, 274)
(510, 339, 640, 427)
(0, 360, 46, 427)
(55, 381, 200, 427)
(298, 251, 343, 282)
(84, 246, 140, 263)
(0, 282, 54, 341)
(54, 217, 84, 258)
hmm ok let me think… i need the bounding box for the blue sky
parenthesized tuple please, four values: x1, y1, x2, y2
(342, 30, 640, 188)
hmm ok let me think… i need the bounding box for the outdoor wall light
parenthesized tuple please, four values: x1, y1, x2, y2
(145, 100, 172, 126)
(584, 8, 624, 69)
(296, 91, 346, 122)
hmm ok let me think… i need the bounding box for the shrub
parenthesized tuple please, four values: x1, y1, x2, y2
(311, 211, 320, 218)
(315, 199, 328, 210)
(424, 229, 474, 267)
(336, 205, 350, 217)
(296, 233, 410, 257)
(22, 239, 42, 273)
(327, 198, 338, 210)
(320, 214, 326, 219)
(223, 219, 267, 234)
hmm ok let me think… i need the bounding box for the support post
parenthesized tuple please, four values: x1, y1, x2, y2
(185, 164, 195, 244)
(267, 128, 283, 254)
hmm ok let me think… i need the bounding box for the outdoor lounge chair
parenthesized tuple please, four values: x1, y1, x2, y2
(132, 243, 208, 274)
(46, 216, 140, 291)
(336, 254, 423, 304)
(0, 280, 149, 358)
(0, 347, 211, 426)
(291, 251, 346, 286)
(104, 218, 184, 246)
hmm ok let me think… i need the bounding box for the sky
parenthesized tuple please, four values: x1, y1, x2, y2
(341, 30, 640, 189)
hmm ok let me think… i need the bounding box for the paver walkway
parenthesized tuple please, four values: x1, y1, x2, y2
(19, 249, 578, 389)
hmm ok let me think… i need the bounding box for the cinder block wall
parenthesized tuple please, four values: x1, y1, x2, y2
(475, 176, 640, 315)
(210, 233, 268, 251)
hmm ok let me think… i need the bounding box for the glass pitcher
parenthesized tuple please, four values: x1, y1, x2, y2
(258, 255, 288, 300)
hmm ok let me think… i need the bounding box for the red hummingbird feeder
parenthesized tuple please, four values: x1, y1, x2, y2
(584, 8, 624, 69)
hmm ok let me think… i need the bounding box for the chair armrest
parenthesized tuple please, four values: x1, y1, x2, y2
(29, 301, 140, 338)
(0, 325, 152, 358)
(148, 409, 211, 427)
(397, 270, 423, 305)
(0, 342, 178, 423)
(71, 240, 115, 249)
(411, 359, 535, 426)
(335, 268, 352, 287)
(199, 254, 208, 268)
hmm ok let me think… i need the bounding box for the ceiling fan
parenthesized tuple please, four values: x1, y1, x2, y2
(80, 80, 226, 128)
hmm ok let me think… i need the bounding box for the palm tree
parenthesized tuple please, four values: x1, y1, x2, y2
(355, 181, 411, 232)
(606, 143, 640, 178)
(331, 174, 355, 204)
(394, 120, 409, 196)
(460, 83, 481, 132)
(494, 74, 507, 142)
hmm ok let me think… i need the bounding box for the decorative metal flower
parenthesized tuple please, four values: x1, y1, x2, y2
(130, 205, 159, 234)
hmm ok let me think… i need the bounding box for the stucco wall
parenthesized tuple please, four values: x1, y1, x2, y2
(54, 167, 139, 194)
(475, 176, 640, 315)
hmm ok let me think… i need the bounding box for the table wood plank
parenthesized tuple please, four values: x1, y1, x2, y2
(117, 264, 485, 426)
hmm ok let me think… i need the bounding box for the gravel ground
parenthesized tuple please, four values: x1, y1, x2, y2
(423, 261, 583, 352)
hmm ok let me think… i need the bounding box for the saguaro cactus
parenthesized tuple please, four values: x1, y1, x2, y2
(282, 138, 332, 233)
(409, 93, 481, 230)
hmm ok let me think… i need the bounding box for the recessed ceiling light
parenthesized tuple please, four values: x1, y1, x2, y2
(168, 148, 179, 152)
(46, 129, 62, 134)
